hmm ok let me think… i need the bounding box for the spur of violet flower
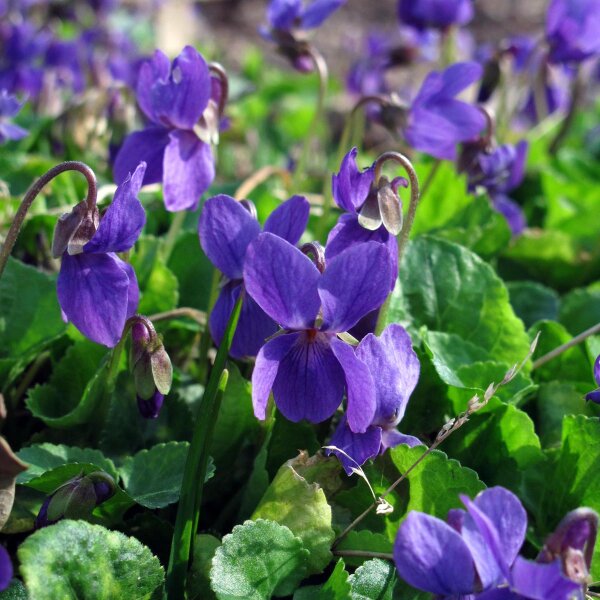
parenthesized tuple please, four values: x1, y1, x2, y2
(53, 162, 146, 347)
(0, 89, 28, 143)
(327, 324, 421, 474)
(245, 233, 392, 428)
(397, 0, 473, 31)
(113, 46, 223, 212)
(199, 193, 310, 359)
(546, 0, 600, 65)
(585, 354, 600, 403)
(394, 486, 584, 599)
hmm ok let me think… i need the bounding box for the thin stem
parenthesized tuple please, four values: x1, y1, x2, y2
(418, 159, 441, 203)
(333, 550, 394, 561)
(332, 335, 539, 549)
(197, 268, 222, 385)
(162, 211, 186, 263)
(208, 62, 229, 118)
(166, 293, 243, 599)
(549, 65, 583, 156)
(292, 45, 328, 191)
(234, 165, 292, 200)
(0, 161, 97, 279)
(532, 321, 600, 371)
(149, 307, 207, 329)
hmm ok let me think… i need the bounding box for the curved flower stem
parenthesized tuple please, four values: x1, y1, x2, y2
(0, 161, 97, 279)
(292, 45, 328, 191)
(162, 211, 186, 263)
(234, 165, 292, 200)
(149, 307, 207, 329)
(332, 335, 539, 549)
(208, 62, 229, 118)
(166, 293, 242, 600)
(532, 321, 600, 371)
(418, 159, 441, 203)
(549, 65, 583, 156)
(373, 151, 420, 266)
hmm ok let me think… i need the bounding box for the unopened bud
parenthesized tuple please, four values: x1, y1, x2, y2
(51, 200, 100, 257)
(35, 471, 116, 529)
(137, 391, 165, 420)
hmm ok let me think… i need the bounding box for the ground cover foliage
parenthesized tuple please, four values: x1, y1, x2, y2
(1, 0, 600, 598)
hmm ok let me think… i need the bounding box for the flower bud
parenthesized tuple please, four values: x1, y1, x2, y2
(35, 471, 117, 529)
(137, 391, 165, 420)
(51, 200, 99, 258)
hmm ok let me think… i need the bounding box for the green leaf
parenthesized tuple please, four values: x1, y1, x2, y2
(387, 237, 530, 369)
(293, 559, 350, 600)
(130, 236, 179, 314)
(16, 444, 118, 484)
(187, 534, 221, 600)
(119, 441, 208, 509)
(210, 519, 309, 599)
(348, 558, 397, 600)
(167, 232, 214, 311)
(18, 520, 164, 599)
(443, 397, 544, 490)
(559, 284, 600, 335)
(526, 415, 600, 579)
(252, 454, 335, 576)
(507, 281, 560, 328)
(529, 321, 590, 384)
(26, 340, 109, 428)
(389, 445, 485, 518)
(0, 580, 28, 600)
(0, 258, 66, 360)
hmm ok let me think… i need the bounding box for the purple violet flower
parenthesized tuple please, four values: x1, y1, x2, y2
(462, 140, 529, 235)
(113, 46, 219, 212)
(397, 0, 474, 31)
(245, 234, 392, 427)
(54, 162, 146, 347)
(266, 0, 346, 33)
(394, 487, 584, 599)
(199, 194, 310, 359)
(326, 148, 404, 290)
(327, 324, 421, 474)
(585, 354, 600, 403)
(405, 61, 485, 160)
(0, 546, 11, 592)
(0, 89, 27, 143)
(546, 0, 600, 64)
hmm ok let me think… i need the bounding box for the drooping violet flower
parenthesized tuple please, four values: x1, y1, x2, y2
(113, 46, 222, 212)
(394, 487, 584, 599)
(53, 163, 146, 347)
(262, 0, 346, 72)
(326, 148, 405, 291)
(130, 318, 172, 419)
(245, 234, 392, 428)
(0, 546, 11, 592)
(397, 0, 473, 31)
(199, 194, 310, 359)
(0, 89, 27, 143)
(546, 0, 600, 64)
(404, 61, 485, 160)
(460, 140, 529, 235)
(585, 354, 600, 403)
(327, 324, 421, 474)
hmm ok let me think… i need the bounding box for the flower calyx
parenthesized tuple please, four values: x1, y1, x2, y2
(51, 200, 99, 257)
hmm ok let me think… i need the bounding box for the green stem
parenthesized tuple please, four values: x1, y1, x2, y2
(197, 268, 222, 384)
(549, 65, 583, 156)
(292, 45, 328, 191)
(162, 211, 186, 263)
(0, 161, 97, 280)
(166, 293, 243, 599)
(440, 27, 456, 68)
(418, 159, 441, 203)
